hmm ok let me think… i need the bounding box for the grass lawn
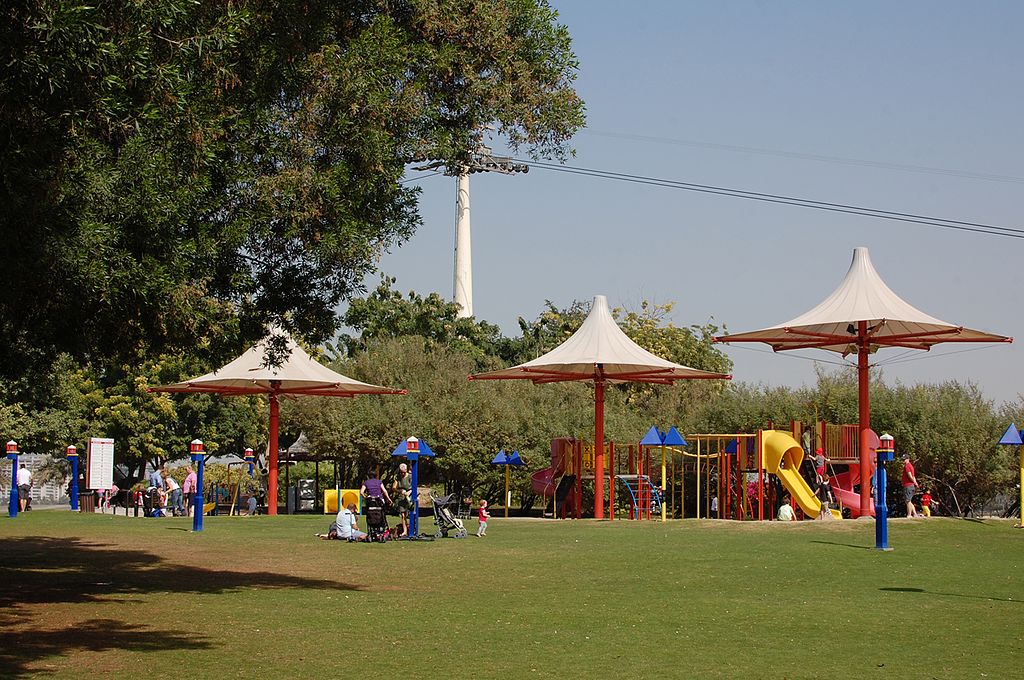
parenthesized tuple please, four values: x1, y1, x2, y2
(2, 511, 1023, 678)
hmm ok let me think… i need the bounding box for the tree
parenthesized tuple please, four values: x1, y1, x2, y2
(1, 0, 586, 380)
(0, 353, 266, 482)
(337, 275, 505, 368)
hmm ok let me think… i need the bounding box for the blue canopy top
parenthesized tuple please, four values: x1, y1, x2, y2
(640, 426, 663, 446)
(663, 426, 687, 447)
(998, 423, 1023, 446)
(492, 449, 526, 466)
(391, 436, 435, 459)
(640, 425, 687, 447)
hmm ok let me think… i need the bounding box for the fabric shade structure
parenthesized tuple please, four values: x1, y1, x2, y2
(717, 247, 1011, 516)
(152, 331, 405, 515)
(470, 295, 730, 519)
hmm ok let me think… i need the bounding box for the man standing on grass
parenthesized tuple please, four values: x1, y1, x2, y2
(902, 453, 919, 517)
(17, 463, 32, 512)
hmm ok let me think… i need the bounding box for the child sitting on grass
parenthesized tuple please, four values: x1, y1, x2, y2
(476, 500, 490, 537)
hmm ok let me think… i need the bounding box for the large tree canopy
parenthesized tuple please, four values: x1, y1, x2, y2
(0, 0, 585, 381)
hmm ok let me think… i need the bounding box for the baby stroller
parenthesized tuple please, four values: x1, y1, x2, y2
(431, 494, 468, 538)
(364, 496, 392, 542)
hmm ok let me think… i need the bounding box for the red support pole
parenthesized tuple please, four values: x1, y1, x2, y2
(268, 389, 280, 516)
(627, 445, 635, 519)
(594, 380, 606, 519)
(757, 431, 764, 521)
(858, 322, 873, 517)
(609, 440, 616, 520)
(575, 440, 582, 519)
(646, 448, 652, 520)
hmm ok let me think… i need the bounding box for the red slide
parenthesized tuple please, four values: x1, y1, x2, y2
(830, 466, 875, 518)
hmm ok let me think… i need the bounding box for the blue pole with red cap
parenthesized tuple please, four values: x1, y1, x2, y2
(191, 439, 205, 532)
(874, 433, 894, 551)
(67, 445, 79, 511)
(7, 440, 18, 518)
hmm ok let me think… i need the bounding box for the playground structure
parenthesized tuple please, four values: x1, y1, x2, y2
(531, 420, 879, 521)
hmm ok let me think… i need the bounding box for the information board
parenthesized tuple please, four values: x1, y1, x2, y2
(87, 437, 115, 490)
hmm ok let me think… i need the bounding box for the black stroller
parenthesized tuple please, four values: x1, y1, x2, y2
(364, 496, 392, 542)
(431, 494, 468, 538)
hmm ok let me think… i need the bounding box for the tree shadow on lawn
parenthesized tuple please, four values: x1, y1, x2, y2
(0, 536, 363, 607)
(880, 586, 1021, 604)
(0, 537, 363, 677)
(0, 618, 212, 679)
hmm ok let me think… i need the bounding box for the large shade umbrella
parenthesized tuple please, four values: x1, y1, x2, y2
(470, 295, 730, 519)
(717, 247, 1011, 516)
(153, 331, 405, 515)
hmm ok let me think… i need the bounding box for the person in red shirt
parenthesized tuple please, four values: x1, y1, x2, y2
(475, 500, 490, 537)
(920, 489, 937, 517)
(901, 453, 919, 517)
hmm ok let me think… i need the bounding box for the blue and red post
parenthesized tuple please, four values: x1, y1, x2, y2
(875, 433, 894, 551)
(67, 445, 79, 511)
(7, 440, 18, 518)
(191, 439, 205, 532)
(244, 448, 254, 479)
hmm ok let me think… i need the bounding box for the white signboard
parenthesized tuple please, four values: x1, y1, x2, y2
(87, 437, 115, 490)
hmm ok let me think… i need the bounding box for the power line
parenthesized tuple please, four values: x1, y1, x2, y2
(581, 129, 1024, 185)
(401, 170, 444, 184)
(516, 159, 1024, 240)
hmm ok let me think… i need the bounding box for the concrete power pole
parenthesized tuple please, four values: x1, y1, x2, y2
(454, 170, 474, 317)
(451, 144, 528, 318)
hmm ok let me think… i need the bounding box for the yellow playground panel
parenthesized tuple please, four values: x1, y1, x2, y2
(323, 489, 361, 514)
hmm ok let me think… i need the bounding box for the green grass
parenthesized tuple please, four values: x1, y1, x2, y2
(2, 511, 1023, 678)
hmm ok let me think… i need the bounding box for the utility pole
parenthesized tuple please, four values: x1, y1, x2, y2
(418, 139, 528, 318)
(452, 143, 528, 317)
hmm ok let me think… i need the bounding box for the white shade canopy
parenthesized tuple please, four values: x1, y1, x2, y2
(471, 295, 731, 384)
(155, 331, 405, 397)
(717, 247, 1011, 353)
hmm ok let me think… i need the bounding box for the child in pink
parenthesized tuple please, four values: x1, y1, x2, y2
(476, 500, 490, 537)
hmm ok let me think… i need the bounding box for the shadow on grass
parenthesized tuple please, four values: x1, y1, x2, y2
(0, 619, 212, 679)
(810, 540, 873, 550)
(880, 586, 1020, 603)
(0, 536, 364, 607)
(0, 537, 364, 676)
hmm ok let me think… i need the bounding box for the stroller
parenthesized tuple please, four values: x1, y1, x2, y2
(364, 496, 392, 542)
(431, 494, 468, 538)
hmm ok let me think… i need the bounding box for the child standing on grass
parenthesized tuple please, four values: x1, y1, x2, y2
(476, 500, 490, 537)
(921, 489, 937, 517)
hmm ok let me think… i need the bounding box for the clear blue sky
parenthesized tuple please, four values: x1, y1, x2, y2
(373, 1, 1024, 405)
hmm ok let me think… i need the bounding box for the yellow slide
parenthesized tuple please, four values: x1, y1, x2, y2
(762, 430, 841, 519)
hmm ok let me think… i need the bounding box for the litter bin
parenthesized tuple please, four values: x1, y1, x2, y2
(79, 491, 96, 513)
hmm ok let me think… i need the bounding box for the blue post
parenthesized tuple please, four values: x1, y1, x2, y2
(7, 441, 18, 518)
(67, 445, 79, 511)
(191, 439, 205, 532)
(875, 433, 894, 551)
(410, 458, 419, 537)
(245, 448, 254, 479)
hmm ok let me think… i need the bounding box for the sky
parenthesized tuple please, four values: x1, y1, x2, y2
(372, 1, 1024, 406)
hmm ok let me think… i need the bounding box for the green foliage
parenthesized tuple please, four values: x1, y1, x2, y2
(0, 352, 265, 481)
(1, 0, 586, 379)
(337, 275, 505, 368)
